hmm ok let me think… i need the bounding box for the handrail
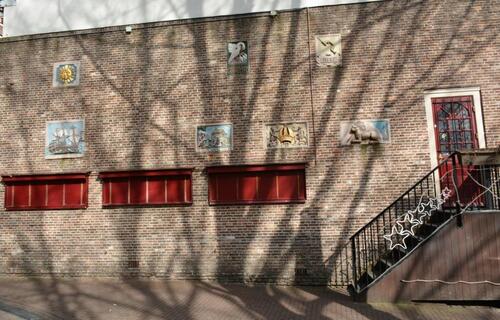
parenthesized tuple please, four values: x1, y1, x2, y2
(329, 151, 499, 290)
(349, 152, 459, 240)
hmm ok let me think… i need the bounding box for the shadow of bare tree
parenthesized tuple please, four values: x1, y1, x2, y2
(0, 0, 498, 318)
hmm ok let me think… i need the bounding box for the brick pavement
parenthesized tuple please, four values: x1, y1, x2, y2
(0, 278, 497, 319)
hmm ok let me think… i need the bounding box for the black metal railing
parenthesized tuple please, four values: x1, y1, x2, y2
(329, 151, 500, 290)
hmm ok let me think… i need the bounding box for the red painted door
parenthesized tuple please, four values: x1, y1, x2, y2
(432, 96, 482, 206)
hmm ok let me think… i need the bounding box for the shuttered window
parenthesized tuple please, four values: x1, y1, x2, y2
(2, 173, 89, 210)
(98, 169, 193, 206)
(207, 164, 306, 205)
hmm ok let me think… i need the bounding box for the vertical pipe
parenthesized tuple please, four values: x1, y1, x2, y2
(306, 7, 318, 166)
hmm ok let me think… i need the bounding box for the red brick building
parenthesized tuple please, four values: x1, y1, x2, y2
(0, 0, 498, 300)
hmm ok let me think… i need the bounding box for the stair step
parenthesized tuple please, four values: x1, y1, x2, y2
(424, 222, 440, 228)
(409, 233, 425, 242)
(429, 210, 452, 224)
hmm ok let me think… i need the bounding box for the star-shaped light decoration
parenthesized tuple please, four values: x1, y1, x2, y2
(396, 212, 420, 236)
(383, 225, 410, 250)
(442, 187, 452, 200)
(384, 188, 451, 250)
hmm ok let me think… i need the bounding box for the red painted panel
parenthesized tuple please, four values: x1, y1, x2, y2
(215, 174, 238, 202)
(2, 173, 88, 182)
(47, 183, 64, 207)
(208, 166, 307, 204)
(185, 177, 192, 203)
(167, 177, 186, 203)
(130, 177, 147, 204)
(65, 181, 83, 206)
(147, 177, 166, 204)
(277, 172, 299, 200)
(207, 163, 306, 174)
(102, 181, 111, 205)
(31, 183, 46, 207)
(238, 174, 258, 201)
(4, 184, 13, 208)
(3, 175, 88, 210)
(208, 174, 218, 203)
(99, 169, 193, 179)
(298, 172, 306, 200)
(258, 173, 278, 201)
(111, 179, 129, 205)
(13, 184, 30, 208)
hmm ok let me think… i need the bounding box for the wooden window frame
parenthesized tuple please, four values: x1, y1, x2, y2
(207, 163, 307, 205)
(98, 169, 193, 207)
(2, 173, 89, 210)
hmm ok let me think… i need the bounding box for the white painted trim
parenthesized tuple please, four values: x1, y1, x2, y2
(4, 0, 385, 37)
(424, 88, 486, 169)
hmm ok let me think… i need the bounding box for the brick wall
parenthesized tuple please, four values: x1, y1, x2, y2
(0, 0, 498, 284)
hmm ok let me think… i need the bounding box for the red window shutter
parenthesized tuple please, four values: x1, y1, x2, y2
(208, 174, 218, 203)
(13, 184, 30, 208)
(110, 179, 129, 205)
(130, 177, 147, 204)
(207, 164, 306, 205)
(102, 181, 111, 205)
(277, 172, 300, 200)
(64, 181, 84, 206)
(167, 176, 187, 203)
(147, 177, 166, 204)
(258, 173, 278, 201)
(30, 183, 46, 207)
(2, 173, 89, 210)
(215, 174, 238, 203)
(4, 182, 14, 208)
(238, 174, 258, 201)
(47, 182, 64, 207)
(98, 169, 193, 206)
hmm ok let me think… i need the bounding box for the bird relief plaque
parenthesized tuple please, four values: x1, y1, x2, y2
(265, 122, 309, 148)
(315, 34, 342, 67)
(227, 41, 248, 75)
(45, 120, 85, 159)
(53, 61, 80, 87)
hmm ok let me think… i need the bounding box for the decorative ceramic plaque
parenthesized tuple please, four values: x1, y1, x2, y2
(340, 119, 390, 146)
(227, 41, 248, 74)
(315, 34, 342, 67)
(53, 61, 80, 87)
(45, 120, 85, 159)
(196, 123, 233, 152)
(265, 122, 309, 148)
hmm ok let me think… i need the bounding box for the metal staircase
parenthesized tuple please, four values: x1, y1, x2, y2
(328, 151, 500, 294)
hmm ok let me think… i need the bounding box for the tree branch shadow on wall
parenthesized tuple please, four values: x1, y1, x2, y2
(0, 0, 497, 319)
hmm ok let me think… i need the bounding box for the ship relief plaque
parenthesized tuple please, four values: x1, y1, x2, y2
(265, 122, 309, 148)
(45, 120, 85, 159)
(315, 34, 342, 67)
(196, 123, 233, 152)
(227, 41, 248, 75)
(53, 61, 80, 87)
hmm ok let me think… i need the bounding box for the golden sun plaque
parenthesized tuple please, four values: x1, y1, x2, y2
(58, 65, 75, 84)
(53, 62, 80, 87)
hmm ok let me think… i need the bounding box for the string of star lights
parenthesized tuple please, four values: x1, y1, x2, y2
(383, 187, 452, 250)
